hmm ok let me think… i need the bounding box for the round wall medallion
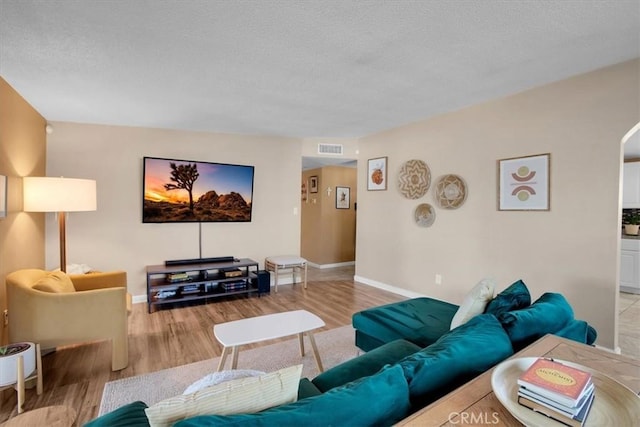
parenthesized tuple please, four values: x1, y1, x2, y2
(435, 174, 467, 209)
(414, 203, 436, 227)
(398, 159, 431, 199)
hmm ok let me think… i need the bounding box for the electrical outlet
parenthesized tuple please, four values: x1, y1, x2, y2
(3, 309, 8, 326)
(435, 274, 442, 285)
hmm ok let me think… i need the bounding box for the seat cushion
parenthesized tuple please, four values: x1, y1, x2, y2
(312, 339, 421, 392)
(399, 313, 513, 407)
(32, 271, 76, 293)
(484, 279, 531, 317)
(352, 297, 459, 351)
(174, 364, 411, 427)
(498, 292, 574, 350)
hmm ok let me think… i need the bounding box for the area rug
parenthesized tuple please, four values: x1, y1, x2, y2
(99, 325, 360, 415)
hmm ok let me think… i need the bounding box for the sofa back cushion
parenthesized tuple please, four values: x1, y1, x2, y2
(399, 313, 513, 407)
(312, 338, 420, 393)
(174, 364, 411, 427)
(498, 292, 574, 350)
(32, 271, 76, 293)
(484, 279, 530, 317)
(85, 401, 150, 427)
(553, 319, 597, 345)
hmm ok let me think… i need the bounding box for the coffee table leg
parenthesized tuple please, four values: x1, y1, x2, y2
(231, 346, 240, 369)
(218, 347, 231, 372)
(306, 331, 324, 372)
(298, 333, 305, 356)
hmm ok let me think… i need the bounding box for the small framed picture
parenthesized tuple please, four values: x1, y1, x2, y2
(310, 176, 318, 193)
(301, 180, 308, 203)
(336, 186, 350, 209)
(498, 153, 550, 211)
(367, 157, 387, 191)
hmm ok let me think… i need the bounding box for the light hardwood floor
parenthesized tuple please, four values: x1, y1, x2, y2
(2, 267, 637, 425)
(0, 266, 402, 425)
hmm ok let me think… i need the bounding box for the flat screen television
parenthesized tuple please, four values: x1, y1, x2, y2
(143, 156, 254, 223)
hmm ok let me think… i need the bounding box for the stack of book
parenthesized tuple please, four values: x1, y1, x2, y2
(166, 272, 191, 283)
(221, 268, 243, 278)
(222, 280, 247, 291)
(517, 358, 595, 427)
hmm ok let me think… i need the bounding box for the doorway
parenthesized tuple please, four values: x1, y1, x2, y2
(300, 156, 357, 268)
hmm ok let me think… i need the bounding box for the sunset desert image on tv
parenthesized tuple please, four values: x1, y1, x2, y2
(143, 157, 254, 223)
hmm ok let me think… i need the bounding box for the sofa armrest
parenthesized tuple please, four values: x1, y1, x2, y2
(70, 271, 127, 291)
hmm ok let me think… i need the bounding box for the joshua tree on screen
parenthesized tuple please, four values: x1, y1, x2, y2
(164, 162, 200, 212)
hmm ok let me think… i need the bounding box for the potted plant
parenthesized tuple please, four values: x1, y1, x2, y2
(624, 213, 640, 235)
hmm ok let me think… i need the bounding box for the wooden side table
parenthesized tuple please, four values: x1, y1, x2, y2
(265, 255, 308, 292)
(1, 405, 77, 427)
(0, 343, 43, 414)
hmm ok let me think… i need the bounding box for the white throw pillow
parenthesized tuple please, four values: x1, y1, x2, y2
(183, 369, 265, 395)
(145, 364, 302, 427)
(450, 278, 496, 330)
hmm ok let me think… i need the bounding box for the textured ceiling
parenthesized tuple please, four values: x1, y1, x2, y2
(0, 1, 639, 139)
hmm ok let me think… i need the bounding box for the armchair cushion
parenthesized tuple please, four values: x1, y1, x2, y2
(32, 271, 75, 293)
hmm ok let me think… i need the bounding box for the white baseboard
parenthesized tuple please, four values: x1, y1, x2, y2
(132, 294, 148, 304)
(354, 275, 425, 299)
(307, 261, 355, 269)
(594, 344, 622, 354)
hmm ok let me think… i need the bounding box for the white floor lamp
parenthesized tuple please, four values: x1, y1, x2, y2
(23, 177, 97, 273)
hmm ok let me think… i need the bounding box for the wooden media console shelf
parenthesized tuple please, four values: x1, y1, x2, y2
(146, 258, 260, 313)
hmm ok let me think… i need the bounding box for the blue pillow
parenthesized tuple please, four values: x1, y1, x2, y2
(398, 314, 513, 406)
(484, 279, 531, 316)
(498, 292, 574, 350)
(174, 364, 411, 427)
(84, 401, 149, 427)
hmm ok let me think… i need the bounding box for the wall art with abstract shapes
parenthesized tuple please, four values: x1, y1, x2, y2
(498, 153, 550, 211)
(367, 157, 387, 191)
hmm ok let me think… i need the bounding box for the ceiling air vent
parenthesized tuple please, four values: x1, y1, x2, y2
(318, 143, 343, 155)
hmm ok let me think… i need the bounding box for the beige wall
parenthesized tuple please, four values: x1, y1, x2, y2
(0, 77, 46, 343)
(301, 165, 357, 265)
(356, 59, 640, 350)
(45, 123, 303, 298)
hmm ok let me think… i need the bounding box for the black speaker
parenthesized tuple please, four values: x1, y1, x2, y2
(253, 270, 270, 296)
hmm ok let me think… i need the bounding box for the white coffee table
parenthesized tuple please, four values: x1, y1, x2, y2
(214, 310, 325, 372)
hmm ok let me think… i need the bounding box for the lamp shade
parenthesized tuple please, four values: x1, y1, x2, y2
(23, 177, 97, 212)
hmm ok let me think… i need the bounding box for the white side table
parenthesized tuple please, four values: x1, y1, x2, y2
(265, 255, 308, 293)
(0, 342, 43, 414)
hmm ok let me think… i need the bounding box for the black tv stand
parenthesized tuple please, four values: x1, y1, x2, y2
(147, 258, 261, 313)
(165, 256, 235, 266)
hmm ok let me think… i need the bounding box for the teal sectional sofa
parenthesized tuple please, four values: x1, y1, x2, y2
(87, 280, 597, 427)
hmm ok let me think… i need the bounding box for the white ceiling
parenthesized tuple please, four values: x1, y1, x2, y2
(0, 1, 639, 139)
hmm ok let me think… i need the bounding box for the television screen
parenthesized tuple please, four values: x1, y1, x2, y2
(143, 156, 254, 223)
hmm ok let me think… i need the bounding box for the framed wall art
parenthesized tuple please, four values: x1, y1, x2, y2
(367, 157, 387, 191)
(310, 176, 318, 193)
(498, 153, 550, 211)
(336, 186, 350, 209)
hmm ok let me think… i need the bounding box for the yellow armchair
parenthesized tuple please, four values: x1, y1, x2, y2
(6, 269, 131, 371)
